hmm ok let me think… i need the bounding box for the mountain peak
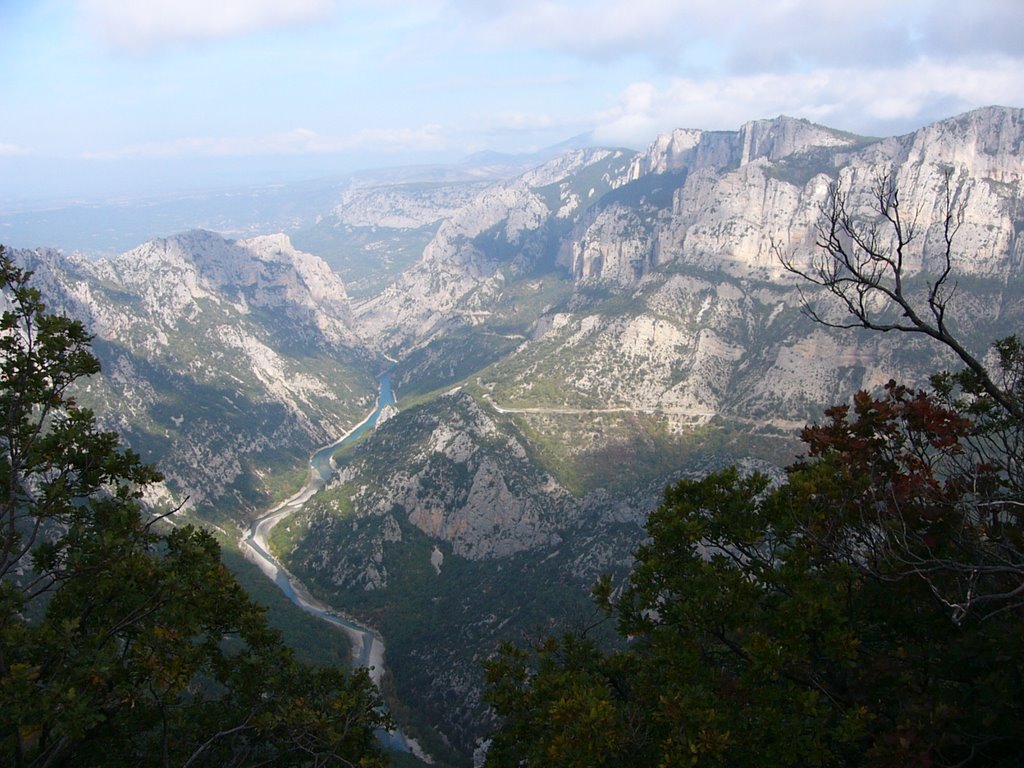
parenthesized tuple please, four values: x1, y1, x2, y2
(736, 115, 869, 165)
(926, 105, 1024, 133)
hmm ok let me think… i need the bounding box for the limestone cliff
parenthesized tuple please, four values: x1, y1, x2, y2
(354, 148, 636, 352)
(11, 231, 377, 515)
(586, 107, 1024, 285)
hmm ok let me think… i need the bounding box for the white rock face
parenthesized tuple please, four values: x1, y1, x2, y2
(309, 391, 571, 566)
(356, 149, 636, 351)
(451, 109, 1024, 431)
(569, 206, 656, 282)
(562, 109, 1024, 289)
(628, 128, 704, 177)
(393, 393, 564, 559)
(89, 230, 359, 347)
(355, 110, 1024, 365)
(11, 231, 373, 514)
(329, 183, 489, 229)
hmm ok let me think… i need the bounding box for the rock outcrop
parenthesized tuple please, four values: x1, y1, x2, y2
(354, 148, 636, 351)
(12, 231, 377, 515)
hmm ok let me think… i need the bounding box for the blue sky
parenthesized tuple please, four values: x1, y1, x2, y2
(2, 0, 1023, 204)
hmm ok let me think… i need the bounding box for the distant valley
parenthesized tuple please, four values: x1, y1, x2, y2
(7, 105, 1024, 766)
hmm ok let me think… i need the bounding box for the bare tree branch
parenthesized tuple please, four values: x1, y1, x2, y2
(777, 169, 1022, 421)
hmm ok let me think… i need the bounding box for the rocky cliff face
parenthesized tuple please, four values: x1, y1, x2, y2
(297, 391, 572, 578)
(77, 230, 360, 348)
(13, 231, 378, 516)
(328, 183, 490, 230)
(615, 108, 1024, 284)
(10, 107, 1024, 765)
(354, 148, 636, 351)
(355, 108, 1024, 432)
(269, 108, 1024, 762)
(626, 115, 862, 179)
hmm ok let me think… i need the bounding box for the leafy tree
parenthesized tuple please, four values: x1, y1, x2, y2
(0, 248, 389, 767)
(486, 376, 1024, 767)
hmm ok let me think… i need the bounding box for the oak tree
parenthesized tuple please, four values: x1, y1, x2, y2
(485, 380, 1024, 766)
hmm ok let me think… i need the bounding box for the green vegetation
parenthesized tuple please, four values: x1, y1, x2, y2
(487, 273, 574, 330)
(269, 488, 355, 556)
(485, 355, 1024, 767)
(288, 512, 627, 767)
(260, 461, 310, 506)
(596, 169, 684, 211)
(0, 251, 388, 768)
(217, 544, 353, 668)
(762, 146, 843, 186)
(71, 279, 378, 523)
(507, 408, 797, 497)
(532, 149, 637, 217)
(393, 327, 522, 402)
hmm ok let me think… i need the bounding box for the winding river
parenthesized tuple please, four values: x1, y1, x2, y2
(239, 374, 421, 756)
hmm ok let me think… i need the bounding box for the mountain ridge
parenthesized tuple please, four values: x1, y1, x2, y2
(272, 107, 1024, 760)
(5, 105, 1024, 766)
(9, 230, 379, 516)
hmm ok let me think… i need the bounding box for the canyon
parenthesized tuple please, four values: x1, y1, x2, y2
(8, 105, 1024, 765)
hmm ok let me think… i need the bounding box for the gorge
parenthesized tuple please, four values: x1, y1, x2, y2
(7, 105, 1024, 766)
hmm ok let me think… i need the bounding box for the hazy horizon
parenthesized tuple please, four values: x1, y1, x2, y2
(3, 0, 1023, 207)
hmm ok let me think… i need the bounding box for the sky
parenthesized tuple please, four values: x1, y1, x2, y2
(2, 0, 1023, 205)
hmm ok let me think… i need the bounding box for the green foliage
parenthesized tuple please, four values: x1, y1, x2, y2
(216, 544, 354, 668)
(761, 147, 840, 186)
(485, 348, 1024, 767)
(393, 327, 522, 402)
(0, 250, 388, 767)
(485, 634, 638, 768)
(283, 495, 630, 765)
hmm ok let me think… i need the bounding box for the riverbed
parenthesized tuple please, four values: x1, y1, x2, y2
(239, 374, 426, 758)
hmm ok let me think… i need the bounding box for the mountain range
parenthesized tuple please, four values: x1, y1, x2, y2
(8, 105, 1024, 765)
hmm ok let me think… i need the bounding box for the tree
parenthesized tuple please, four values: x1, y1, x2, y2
(486, 387, 1024, 766)
(0, 248, 389, 767)
(777, 169, 1022, 421)
(776, 169, 1024, 618)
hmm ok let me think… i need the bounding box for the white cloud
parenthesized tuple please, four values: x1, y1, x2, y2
(79, 0, 336, 53)
(80, 125, 448, 159)
(484, 112, 555, 134)
(591, 56, 1024, 145)
(919, 0, 1024, 59)
(451, 0, 1024, 73)
(0, 143, 31, 157)
(454, 0, 718, 62)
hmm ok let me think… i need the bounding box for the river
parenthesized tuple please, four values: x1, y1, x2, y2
(239, 373, 424, 757)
